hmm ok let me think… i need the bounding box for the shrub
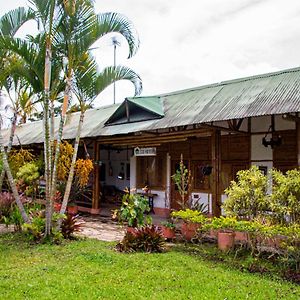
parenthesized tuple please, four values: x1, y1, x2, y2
(16, 162, 40, 197)
(116, 225, 165, 253)
(114, 189, 151, 227)
(223, 166, 269, 219)
(270, 169, 300, 224)
(171, 209, 207, 224)
(61, 214, 83, 239)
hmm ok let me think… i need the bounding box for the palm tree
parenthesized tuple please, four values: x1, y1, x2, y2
(59, 53, 142, 217)
(0, 6, 35, 223)
(50, 0, 141, 214)
(0, 0, 142, 234)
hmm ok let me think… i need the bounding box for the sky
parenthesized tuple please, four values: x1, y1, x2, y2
(2, 0, 300, 108)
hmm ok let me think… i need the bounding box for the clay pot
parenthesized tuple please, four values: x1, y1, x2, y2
(234, 231, 249, 243)
(209, 229, 219, 239)
(161, 226, 176, 240)
(53, 203, 62, 212)
(218, 231, 235, 251)
(181, 222, 200, 241)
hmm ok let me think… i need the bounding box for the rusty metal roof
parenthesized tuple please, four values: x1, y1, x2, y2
(3, 67, 300, 145)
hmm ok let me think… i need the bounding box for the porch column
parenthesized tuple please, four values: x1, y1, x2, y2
(211, 129, 221, 216)
(297, 120, 300, 167)
(92, 141, 100, 214)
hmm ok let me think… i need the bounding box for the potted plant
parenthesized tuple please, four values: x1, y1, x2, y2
(171, 209, 207, 241)
(161, 221, 176, 239)
(209, 217, 237, 251)
(113, 188, 151, 232)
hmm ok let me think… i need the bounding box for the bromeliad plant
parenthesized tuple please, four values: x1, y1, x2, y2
(114, 188, 151, 227)
(116, 225, 165, 253)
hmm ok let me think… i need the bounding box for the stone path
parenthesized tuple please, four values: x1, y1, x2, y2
(0, 214, 167, 243)
(0, 224, 14, 234)
(77, 216, 125, 242)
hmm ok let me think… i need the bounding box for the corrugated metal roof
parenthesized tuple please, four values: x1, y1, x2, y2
(2, 67, 300, 145)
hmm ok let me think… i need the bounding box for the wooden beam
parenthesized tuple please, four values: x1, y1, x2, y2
(211, 129, 221, 217)
(92, 141, 100, 212)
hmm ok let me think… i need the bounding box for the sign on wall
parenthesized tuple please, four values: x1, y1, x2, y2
(134, 147, 156, 156)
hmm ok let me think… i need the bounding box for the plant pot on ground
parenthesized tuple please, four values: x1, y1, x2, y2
(218, 230, 235, 251)
(171, 209, 207, 241)
(161, 221, 176, 239)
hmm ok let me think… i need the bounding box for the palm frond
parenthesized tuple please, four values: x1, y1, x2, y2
(0, 7, 35, 37)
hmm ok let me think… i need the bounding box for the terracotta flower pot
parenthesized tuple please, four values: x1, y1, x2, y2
(53, 203, 62, 212)
(218, 231, 235, 251)
(161, 226, 176, 239)
(209, 229, 219, 239)
(234, 231, 249, 243)
(181, 222, 200, 241)
(67, 205, 78, 215)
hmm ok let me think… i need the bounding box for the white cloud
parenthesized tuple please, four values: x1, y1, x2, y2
(2, 0, 300, 107)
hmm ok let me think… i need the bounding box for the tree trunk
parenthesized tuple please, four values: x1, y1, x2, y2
(50, 75, 71, 203)
(0, 129, 29, 223)
(0, 112, 18, 191)
(60, 110, 85, 218)
(44, 39, 53, 236)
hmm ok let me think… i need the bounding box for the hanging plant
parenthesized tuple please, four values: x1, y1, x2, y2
(75, 159, 93, 188)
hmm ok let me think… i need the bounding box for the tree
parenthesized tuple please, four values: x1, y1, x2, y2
(0, 0, 142, 236)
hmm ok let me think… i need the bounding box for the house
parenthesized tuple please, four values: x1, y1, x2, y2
(3, 67, 300, 217)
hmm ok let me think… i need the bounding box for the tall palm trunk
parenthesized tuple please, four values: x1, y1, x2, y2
(50, 75, 71, 202)
(60, 109, 85, 218)
(0, 111, 17, 191)
(0, 128, 29, 223)
(44, 38, 53, 236)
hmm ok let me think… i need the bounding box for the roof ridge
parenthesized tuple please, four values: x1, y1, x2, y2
(136, 66, 300, 99)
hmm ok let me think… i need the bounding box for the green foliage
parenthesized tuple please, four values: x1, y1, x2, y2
(22, 211, 65, 244)
(171, 209, 207, 224)
(161, 221, 176, 229)
(204, 216, 238, 232)
(16, 162, 40, 196)
(224, 166, 269, 219)
(271, 169, 300, 224)
(8, 149, 35, 177)
(171, 154, 191, 209)
(116, 225, 165, 253)
(115, 190, 151, 227)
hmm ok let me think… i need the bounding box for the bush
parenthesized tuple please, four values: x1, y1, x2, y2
(223, 166, 269, 219)
(114, 189, 150, 227)
(171, 209, 207, 224)
(16, 162, 40, 197)
(271, 169, 300, 224)
(116, 225, 165, 253)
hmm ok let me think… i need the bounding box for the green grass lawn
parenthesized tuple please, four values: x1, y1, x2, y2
(0, 234, 299, 300)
